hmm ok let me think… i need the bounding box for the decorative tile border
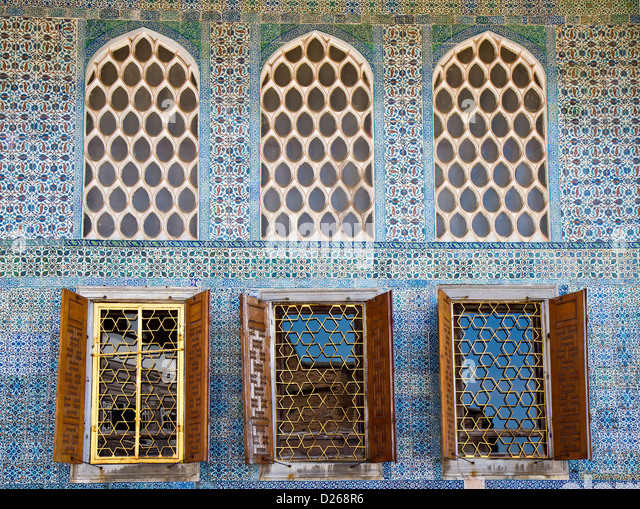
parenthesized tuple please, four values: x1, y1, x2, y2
(210, 21, 249, 239)
(383, 24, 425, 242)
(1, 239, 640, 283)
(0, 2, 639, 20)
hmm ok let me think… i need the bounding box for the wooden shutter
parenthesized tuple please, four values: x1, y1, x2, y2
(240, 294, 274, 464)
(184, 290, 210, 463)
(549, 289, 592, 460)
(53, 289, 88, 463)
(438, 289, 457, 459)
(366, 290, 397, 463)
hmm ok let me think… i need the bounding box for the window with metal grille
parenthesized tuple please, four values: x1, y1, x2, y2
(274, 303, 366, 462)
(452, 300, 547, 459)
(91, 303, 184, 463)
(260, 32, 374, 241)
(54, 288, 209, 482)
(240, 290, 395, 478)
(83, 30, 199, 240)
(433, 32, 550, 242)
(438, 285, 592, 479)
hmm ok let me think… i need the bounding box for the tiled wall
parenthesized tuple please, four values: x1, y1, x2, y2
(2, 247, 640, 486)
(556, 25, 640, 242)
(0, 1, 639, 488)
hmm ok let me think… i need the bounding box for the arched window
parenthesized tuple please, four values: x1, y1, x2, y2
(83, 30, 199, 240)
(260, 32, 375, 241)
(433, 32, 550, 242)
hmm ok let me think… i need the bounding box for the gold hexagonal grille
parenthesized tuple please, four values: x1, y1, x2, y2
(91, 303, 184, 463)
(452, 301, 548, 459)
(274, 303, 366, 462)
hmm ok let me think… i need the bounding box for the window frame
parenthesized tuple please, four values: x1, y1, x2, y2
(241, 288, 395, 480)
(432, 32, 551, 243)
(82, 28, 201, 241)
(54, 286, 209, 483)
(259, 31, 376, 242)
(438, 284, 591, 479)
(89, 301, 186, 465)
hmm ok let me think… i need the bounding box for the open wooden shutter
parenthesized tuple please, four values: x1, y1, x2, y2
(240, 294, 274, 464)
(549, 289, 592, 460)
(366, 290, 396, 463)
(53, 289, 88, 463)
(438, 289, 457, 459)
(184, 290, 210, 463)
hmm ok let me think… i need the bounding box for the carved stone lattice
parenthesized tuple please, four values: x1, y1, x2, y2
(260, 32, 375, 241)
(83, 31, 199, 240)
(433, 33, 550, 242)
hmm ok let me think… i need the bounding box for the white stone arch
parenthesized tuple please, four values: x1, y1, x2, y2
(259, 31, 375, 242)
(433, 31, 550, 242)
(83, 29, 200, 240)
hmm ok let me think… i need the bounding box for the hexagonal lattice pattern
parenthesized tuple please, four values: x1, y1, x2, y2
(93, 305, 182, 462)
(83, 31, 199, 240)
(260, 32, 375, 241)
(452, 301, 548, 459)
(274, 303, 365, 461)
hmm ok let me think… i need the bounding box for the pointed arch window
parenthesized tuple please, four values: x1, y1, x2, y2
(83, 30, 200, 240)
(433, 33, 550, 242)
(260, 32, 375, 241)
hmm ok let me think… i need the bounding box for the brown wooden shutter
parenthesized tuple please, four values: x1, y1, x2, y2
(240, 294, 274, 464)
(549, 289, 592, 460)
(438, 289, 457, 459)
(53, 289, 88, 463)
(184, 290, 210, 463)
(366, 290, 397, 463)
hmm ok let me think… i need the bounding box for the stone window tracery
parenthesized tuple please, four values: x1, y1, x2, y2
(83, 30, 199, 240)
(260, 32, 375, 241)
(433, 33, 550, 242)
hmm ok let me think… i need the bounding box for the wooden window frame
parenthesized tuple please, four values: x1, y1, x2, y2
(438, 284, 591, 479)
(54, 286, 209, 483)
(241, 288, 396, 480)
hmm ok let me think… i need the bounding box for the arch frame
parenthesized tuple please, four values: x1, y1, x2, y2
(74, 22, 210, 242)
(78, 24, 207, 242)
(250, 25, 384, 244)
(427, 27, 561, 243)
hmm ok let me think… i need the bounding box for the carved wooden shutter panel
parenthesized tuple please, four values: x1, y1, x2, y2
(53, 289, 88, 463)
(366, 290, 397, 463)
(549, 289, 592, 460)
(438, 289, 457, 459)
(184, 290, 210, 463)
(240, 294, 274, 464)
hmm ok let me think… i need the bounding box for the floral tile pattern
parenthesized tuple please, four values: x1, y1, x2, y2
(0, 0, 639, 490)
(0, 17, 77, 240)
(556, 25, 640, 243)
